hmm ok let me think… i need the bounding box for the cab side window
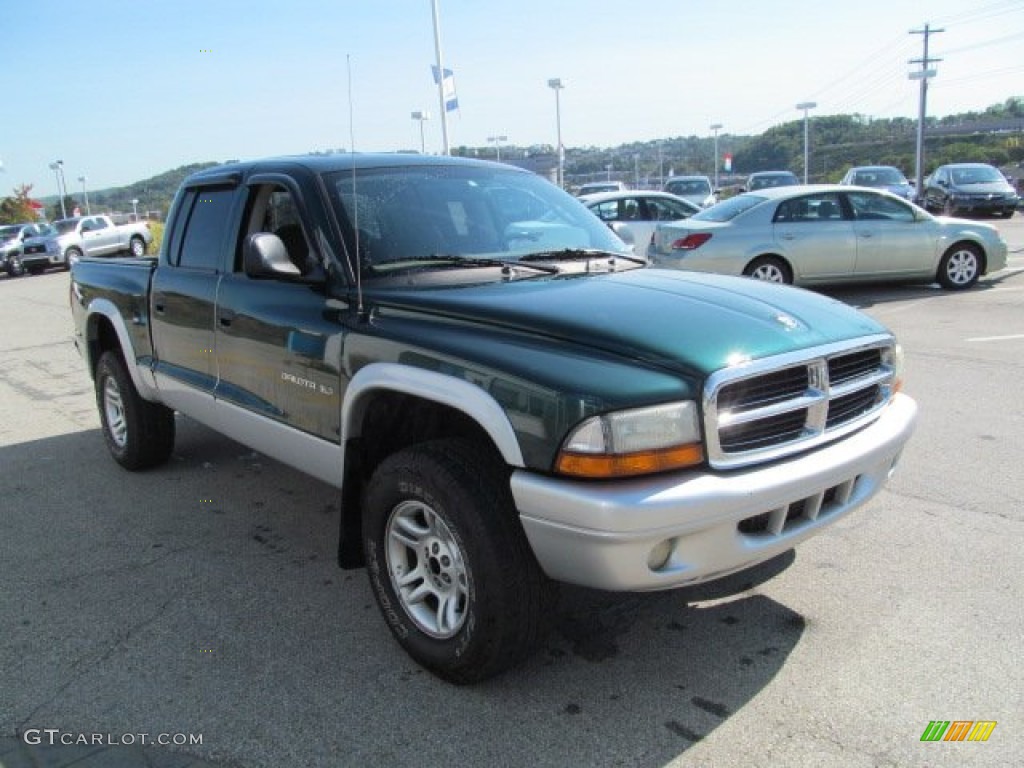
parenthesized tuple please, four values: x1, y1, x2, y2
(176, 187, 237, 271)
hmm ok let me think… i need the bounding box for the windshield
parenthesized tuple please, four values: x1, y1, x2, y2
(691, 193, 765, 222)
(0, 226, 19, 240)
(951, 166, 1005, 185)
(54, 219, 79, 234)
(324, 165, 632, 278)
(749, 173, 798, 190)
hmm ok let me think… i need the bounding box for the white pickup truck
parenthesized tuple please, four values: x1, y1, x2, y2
(20, 214, 152, 273)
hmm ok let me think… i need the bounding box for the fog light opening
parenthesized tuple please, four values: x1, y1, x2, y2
(647, 539, 675, 572)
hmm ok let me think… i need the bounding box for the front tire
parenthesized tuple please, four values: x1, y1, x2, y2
(937, 243, 982, 290)
(6, 255, 25, 277)
(95, 351, 175, 470)
(744, 256, 792, 284)
(363, 438, 553, 684)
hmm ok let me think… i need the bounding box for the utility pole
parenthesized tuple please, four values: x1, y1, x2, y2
(910, 23, 943, 204)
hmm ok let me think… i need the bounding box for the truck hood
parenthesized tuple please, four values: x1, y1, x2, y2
(366, 269, 887, 376)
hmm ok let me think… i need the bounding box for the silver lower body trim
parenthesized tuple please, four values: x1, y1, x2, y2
(513, 393, 917, 592)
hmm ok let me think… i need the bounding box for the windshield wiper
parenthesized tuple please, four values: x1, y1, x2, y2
(519, 248, 646, 266)
(371, 254, 560, 275)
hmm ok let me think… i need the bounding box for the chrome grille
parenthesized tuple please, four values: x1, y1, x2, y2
(703, 336, 898, 469)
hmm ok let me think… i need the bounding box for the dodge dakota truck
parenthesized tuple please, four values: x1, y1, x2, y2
(70, 154, 917, 683)
(23, 213, 151, 273)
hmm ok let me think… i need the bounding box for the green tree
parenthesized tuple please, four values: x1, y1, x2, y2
(0, 184, 38, 224)
(49, 196, 79, 221)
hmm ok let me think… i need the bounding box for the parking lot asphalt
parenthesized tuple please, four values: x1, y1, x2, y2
(1, 216, 1022, 768)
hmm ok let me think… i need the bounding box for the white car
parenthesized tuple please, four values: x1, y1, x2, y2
(580, 190, 700, 255)
(648, 185, 1008, 290)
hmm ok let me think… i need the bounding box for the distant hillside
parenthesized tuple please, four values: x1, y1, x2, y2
(40, 162, 223, 218)
(31, 97, 1024, 215)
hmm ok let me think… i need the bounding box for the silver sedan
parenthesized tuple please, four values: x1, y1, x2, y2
(648, 185, 1009, 290)
(580, 190, 700, 256)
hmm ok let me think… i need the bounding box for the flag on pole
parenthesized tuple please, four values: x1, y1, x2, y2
(431, 66, 459, 112)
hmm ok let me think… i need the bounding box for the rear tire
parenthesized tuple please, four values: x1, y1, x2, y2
(95, 351, 175, 470)
(65, 247, 83, 269)
(937, 243, 981, 290)
(129, 236, 146, 258)
(744, 256, 792, 284)
(363, 438, 554, 684)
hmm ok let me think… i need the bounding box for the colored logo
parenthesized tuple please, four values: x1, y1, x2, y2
(921, 721, 997, 742)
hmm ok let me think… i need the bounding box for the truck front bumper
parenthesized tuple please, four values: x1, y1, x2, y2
(512, 393, 917, 592)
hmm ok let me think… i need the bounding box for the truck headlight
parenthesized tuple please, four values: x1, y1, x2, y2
(555, 401, 704, 478)
(883, 343, 905, 394)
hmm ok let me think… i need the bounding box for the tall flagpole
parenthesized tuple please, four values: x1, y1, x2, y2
(431, 0, 450, 155)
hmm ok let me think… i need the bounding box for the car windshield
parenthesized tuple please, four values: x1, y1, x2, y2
(0, 226, 20, 240)
(54, 220, 79, 234)
(951, 166, 1005, 185)
(35, 224, 57, 236)
(691, 194, 765, 222)
(324, 165, 632, 278)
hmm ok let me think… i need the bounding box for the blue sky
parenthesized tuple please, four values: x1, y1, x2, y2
(2, 0, 1022, 196)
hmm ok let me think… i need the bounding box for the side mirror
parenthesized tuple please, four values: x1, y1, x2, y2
(243, 232, 301, 278)
(937, 179, 948, 187)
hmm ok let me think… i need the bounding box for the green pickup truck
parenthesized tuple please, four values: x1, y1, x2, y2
(70, 154, 917, 683)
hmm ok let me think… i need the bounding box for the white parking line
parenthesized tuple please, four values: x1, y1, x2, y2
(966, 334, 1024, 342)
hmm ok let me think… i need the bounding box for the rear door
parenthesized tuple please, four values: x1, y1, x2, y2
(81, 217, 120, 256)
(150, 180, 242, 409)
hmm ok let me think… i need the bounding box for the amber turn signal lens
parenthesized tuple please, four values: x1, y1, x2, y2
(555, 443, 704, 479)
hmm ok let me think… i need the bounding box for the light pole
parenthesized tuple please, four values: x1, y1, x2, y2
(49, 160, 67, 218)
(487, 134, 507, 161)
(411, 111, 430, 154)
(131, 199, 139, 221)
(547, 78, 565, 188)
(634, 153, 640, 188)
(795, 102, 817, 184)
(709, 123, 723, 190)
(78, 175, 91, 215)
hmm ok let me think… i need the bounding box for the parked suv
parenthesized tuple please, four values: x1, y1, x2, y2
(922, 163, 1018, 218)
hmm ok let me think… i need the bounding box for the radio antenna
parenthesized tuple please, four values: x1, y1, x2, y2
(346, 54, 363, 315)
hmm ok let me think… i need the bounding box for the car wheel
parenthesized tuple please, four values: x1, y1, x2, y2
(1000, 209, 1014, 219)
(129, 236, 147, 258)
(95, 350, 176, 470)
(7, 256, 25, 277)
(744, 256, 793, 284)
(363, 438, 554, 684)
(65, 247, 83, 269)
(937, 243, 982, 290)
